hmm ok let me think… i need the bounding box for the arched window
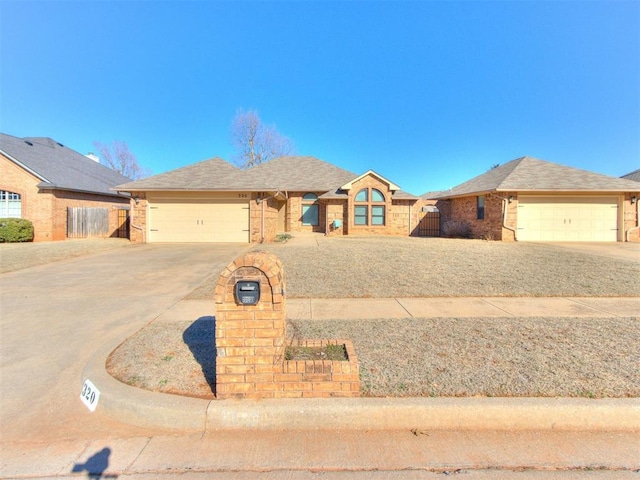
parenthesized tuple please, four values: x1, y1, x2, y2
(302, 193, 319, 226)
(0, 190, 22, 218)
(354, 188, 385, 226)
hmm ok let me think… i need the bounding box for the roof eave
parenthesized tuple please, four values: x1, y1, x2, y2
(38, 183, 130, 198)
(496, 188, 640, 194)
(1, 148, 50, 183)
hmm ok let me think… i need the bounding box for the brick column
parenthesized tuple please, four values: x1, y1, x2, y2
(214, 251, 286, 399)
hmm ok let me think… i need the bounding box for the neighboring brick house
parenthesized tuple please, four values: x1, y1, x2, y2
(621, 168, 640, 183)
(426, 157, 640, 242)
(0, 133, 131, 242)
(115, 156, 425, 243)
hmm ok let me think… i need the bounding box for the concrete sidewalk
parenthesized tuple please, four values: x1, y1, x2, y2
(155, 296, 640, 322)
(285, 296, 640, 320)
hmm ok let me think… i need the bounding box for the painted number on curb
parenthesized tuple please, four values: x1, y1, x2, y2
(80, 379, 100, 412)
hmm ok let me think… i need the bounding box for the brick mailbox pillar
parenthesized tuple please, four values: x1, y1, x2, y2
(214, 251, 286, 399)
(214, 251, 360, 399)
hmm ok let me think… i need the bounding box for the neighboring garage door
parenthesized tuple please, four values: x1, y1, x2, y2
(517, 196, 619, 242)
(148, 197, 250, 243)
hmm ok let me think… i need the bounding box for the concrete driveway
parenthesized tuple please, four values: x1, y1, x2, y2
(534, 241, 640, 263)
(0, 243, 248, 443)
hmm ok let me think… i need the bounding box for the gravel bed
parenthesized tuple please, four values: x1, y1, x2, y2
(106, 316, 640, 399)
(187, 236, 640, 299)
(0, 238, 131, 273)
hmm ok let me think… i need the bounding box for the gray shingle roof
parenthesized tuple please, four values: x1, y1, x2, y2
(1, 133, 131, 197)
(242, 156, 358, 191)
(420, 190, 445, 200)
(115, 155, 420, 201)
(115, 158, 243, 191)
(621, 168, 640, 182)
(115, 156, 359, 192)
(434, 157, 640, 198)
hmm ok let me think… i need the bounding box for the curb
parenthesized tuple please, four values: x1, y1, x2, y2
(84, 345, 640, 433)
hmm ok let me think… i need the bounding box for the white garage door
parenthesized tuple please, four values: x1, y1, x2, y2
(517, 196, 619, 242)
(148, 197, 249, 243)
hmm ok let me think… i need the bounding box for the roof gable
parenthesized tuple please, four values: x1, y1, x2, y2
(339, 170, 400, 191)
(1, 132, 131, 197)
(435, 157, 640, 198)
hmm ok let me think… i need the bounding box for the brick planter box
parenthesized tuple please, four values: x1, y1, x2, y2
(281, 339, 360, 398)
(214, 251, 360, 400)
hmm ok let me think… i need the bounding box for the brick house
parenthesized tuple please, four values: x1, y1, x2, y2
(427, 157, 640, 242)
(115, 156, 425, 243)
(0, 133, 131, 242)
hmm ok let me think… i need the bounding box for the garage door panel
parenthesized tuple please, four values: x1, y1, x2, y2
(518, 196, 618, 242)
(148, 199, 249, 243)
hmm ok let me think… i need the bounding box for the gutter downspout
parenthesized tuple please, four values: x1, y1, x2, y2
(257, 191, 282, 243)
(490, 194, 517, 241)
(625, 198, 640, 242)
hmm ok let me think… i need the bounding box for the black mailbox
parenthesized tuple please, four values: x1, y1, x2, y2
(235, 281, 261, 306)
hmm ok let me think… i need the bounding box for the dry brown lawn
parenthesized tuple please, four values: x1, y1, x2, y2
(107, 315, 640, 399)
(188, 236, 640, 299)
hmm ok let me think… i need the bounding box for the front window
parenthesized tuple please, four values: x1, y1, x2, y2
(477, 195, 485, 220)
(354, 188, 385, 226)
(302, 193, 318, 226)
(0, 190, 22, 218)
(354, 205, 368, 225)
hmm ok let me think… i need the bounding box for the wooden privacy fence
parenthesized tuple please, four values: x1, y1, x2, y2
(417, 211, 440, 237)
(67, 207, 109, 238)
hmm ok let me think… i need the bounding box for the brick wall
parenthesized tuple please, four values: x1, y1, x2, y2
(127, 192, 146, 243)
(437, 193, 513, 241)
(344, 175, 420, 237)
(285, 192, 326, 234)
(214, 252, 360, 399)
(250, 193, 280, 243)
(1, 154, 53, 241)
(623, 194, 640, 242)
(325, 200, 346, 236)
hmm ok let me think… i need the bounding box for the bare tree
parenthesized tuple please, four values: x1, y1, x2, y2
(231, 109, 295, 168)
(93, 140, 151, 180)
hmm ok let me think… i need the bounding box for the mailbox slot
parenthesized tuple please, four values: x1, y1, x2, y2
(235, 280, 261, 306)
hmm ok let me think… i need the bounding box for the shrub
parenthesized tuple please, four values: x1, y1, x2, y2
(0, 218, 34, 242)
(441, 220, 472, 239)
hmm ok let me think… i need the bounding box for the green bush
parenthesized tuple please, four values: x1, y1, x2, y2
(0, 218, 34, 242)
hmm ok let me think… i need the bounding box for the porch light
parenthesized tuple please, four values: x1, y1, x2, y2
(632, 196, 637, 205)
(508, 196, 514, 203)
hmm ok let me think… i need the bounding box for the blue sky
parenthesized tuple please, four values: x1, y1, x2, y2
(1, 1, 638, 195)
